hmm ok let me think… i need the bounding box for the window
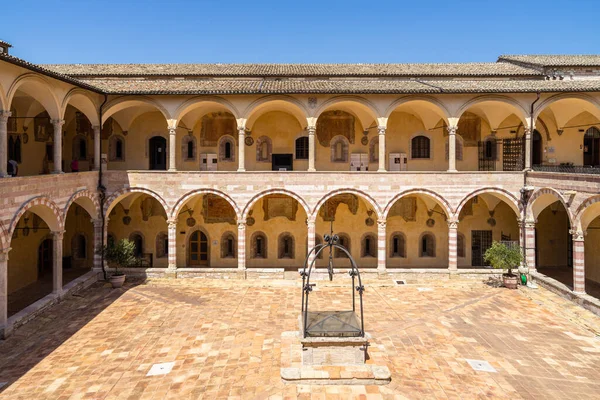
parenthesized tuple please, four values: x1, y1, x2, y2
(221, 232, 236, 258)
(72, 233, 87, 259)
(182, 136, 196, 161)
(457, 233, 465, 258)
(295, 136, 309, 159)
(483, 138, 497, 160)
(219, 136, 235, 162)
(252, 232, 268, 258)
(390, 233, 406, 258)
(361, 234, 376, 258)
(129, 232, 144, 257)
(420, 233, 435, 257)
(156, 232, 168, 258)
(72, 135, 87, 161)
(334, 233, 350, 258)
(330, 136, 349, 162)
(8, 135, 21, 163)
(278, 233, 295, 259)
(109, 135, 125, 161)
(256, 136, 272, 162)
(411, 135, 430, 159)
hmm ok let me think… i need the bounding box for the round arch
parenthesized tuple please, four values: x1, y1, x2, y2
(7, 73, 61, 119)
(455, 95, 529, 126)
(242, 189, 310, 220)
(455, 187, 521, 218)
(174, 96, 240, 122)
(313, 96, 381, 127)
(9, 196, 64, 238)
(312, 189, 382, 220)
(0, 81, 7, 111)
(534, 93, 600, 121)
(575, 195, 600, 231)
(61, 89, 100, 126)
(171, 189, 241, 221)
(63, 189, 101, 221)
(103, 187, 170, 217)
(102, 96, 171, 124)
(527, 188, 573, 225)
(384, 95, 451, 124)
(244, 96, 309, 130)
(0, 221, 9, 251)
(383, 189, 452, 219)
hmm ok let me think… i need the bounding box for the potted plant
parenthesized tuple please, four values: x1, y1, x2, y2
(101, 239, 137, 288)
(484, 241, 523, 289)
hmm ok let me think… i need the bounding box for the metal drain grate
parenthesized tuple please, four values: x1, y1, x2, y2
(394, 280, 406, 285)
(466, 359, 497, 373)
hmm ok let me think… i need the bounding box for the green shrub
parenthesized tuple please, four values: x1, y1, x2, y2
(484, 241, 523, 276)
(100, 239, 137, 276)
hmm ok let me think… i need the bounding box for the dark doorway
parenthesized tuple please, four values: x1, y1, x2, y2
(272, 154, 293, 171)
(532, 130, 542, 166)
(584, 127, 600, 166)
(38, 238, 53, 278)
(471, 230, 492, 267)
(149, 136, 167, 170)
(189, 230, 209, 266)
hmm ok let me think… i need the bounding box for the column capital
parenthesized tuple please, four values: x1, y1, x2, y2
(0, 110, 12, 122)
(52, 230, 66, 240)
(0, 247, 11, 261)
(236, 118, 247, 132)
(377, 126, 386, 135)
(167, 219, 178, 229)
(307, 125, 316, 134)
(447, 125, 457, 135)
(237, 220, 247, 229)
(377, 219, 386, 229)
(447, 218, 459, 229)
(524, 220, 536, 229)
(306, 218, 316, 228)
(51, 119, 65, 129)
(168, 128, 176, 136)
(92, 125, 101, 132)
(569, 229, 585, 241)
(524, 126, 532, 137)
(91, 218, 103, 227)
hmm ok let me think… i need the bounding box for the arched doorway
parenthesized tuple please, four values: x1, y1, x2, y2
(38, 238, 53, 278)
(189, 230, 209, 266)
(584, 127, 600, 167)
(532, 130, 543, 166)
(149, 136, 167, 170)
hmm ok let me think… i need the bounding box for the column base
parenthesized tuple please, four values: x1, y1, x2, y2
(308, 168, 316, 172)
(237, 168, 246, 172)
(377, 169, 386, 173)
(51, 171, 64, 174)
(168, 168, 177, 172)
(447, 169, 457, 172)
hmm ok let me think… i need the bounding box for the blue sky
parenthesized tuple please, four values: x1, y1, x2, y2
(3, 0, 600, 64)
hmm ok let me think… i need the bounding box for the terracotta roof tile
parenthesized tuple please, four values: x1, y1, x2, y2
(499, 55, 600, 67)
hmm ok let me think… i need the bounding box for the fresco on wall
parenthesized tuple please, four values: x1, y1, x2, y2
(457, 112, 481, 147)
(202, 194, 236, 224)
(319, 194, 359, 222)
(34, 111, 53, 142)
(316, 110, 355, 146)
(262, 195, 298, 221)
(200, 112, 237, 147)
(387, 197, 417, 221)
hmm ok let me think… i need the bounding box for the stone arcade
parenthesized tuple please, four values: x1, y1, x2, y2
(2, 42, 600, 337)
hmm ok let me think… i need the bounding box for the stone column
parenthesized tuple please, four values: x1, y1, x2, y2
(237, 126, 245, 172)
(571, 230, 586, 294)
(51, 119, 65, 174)
(378, 126, 386, 172)
(448, 218, 458, 271)
(52, 230, 64, 297)
(93, 125, 101, 171)
(307, 216, 316, 266)
(168, 220, 177, 270)
(237, 220, 246, 270)
(0, 110, 11, 177)
(447, 125, 457, 172)
(0, 249, 9, 336)
(92, 219, 103, 273)
(168, 128, 177, 171)
(377, 219, 386, 273)
(524, 220, 536, 271)
(524, 127, 532, 171)
(308, 125, 316, 172)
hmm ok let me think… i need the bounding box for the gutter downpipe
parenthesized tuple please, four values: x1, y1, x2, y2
(98, 94, 108, 280)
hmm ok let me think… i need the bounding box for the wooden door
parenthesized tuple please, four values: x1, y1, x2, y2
(149, 136, 167, 170)
(189, 230, 208, 266)
(38, 238, 53, 277)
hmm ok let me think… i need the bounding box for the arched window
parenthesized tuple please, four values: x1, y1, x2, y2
(331, 136, 349, 162)
(411, 135, 430, 159)
(361, 233, 377, 258)
(221, 232, 236, 258)
(218, 136, 235, 162)
(109, 135, 125, 161)
(584, 127, 600, 166)
(295, 136, 309, 159)
(72, 135, 88, 161)
(156, 232, 168, 258)
(483, 137, 497, 160)
(369, 136, 379, 163)
(390, 232, 406, 258)
(256, 136, 272, 162)
(251, 232, 268, 259)
(334, 233, 351, 258)
(278, 233, 295, 259)
(182, 135, 196, 161)
(129, 232, 144, 257)
(420, 233, 436, 257)
(457, 233, 465, 258)
(445, 135, 464, 161)
(71, 233, 87, 259)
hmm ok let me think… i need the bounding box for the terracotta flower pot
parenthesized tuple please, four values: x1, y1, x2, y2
(503, 274, 518, 289)
(110, 274, 126, 288)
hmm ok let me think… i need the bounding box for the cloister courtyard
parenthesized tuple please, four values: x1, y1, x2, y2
(0, 276, 599, 399)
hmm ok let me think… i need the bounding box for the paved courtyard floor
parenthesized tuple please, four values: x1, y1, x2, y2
(1, 277, 600, 399)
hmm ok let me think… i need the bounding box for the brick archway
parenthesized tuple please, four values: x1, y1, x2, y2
(527, 187, 573, 226)
(9, 196, 64, 239)
(103, 188, 170, 217)
(455, 187, 521, 218)
(64, 189, 101, 221)
(172, 189, 241, 221)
